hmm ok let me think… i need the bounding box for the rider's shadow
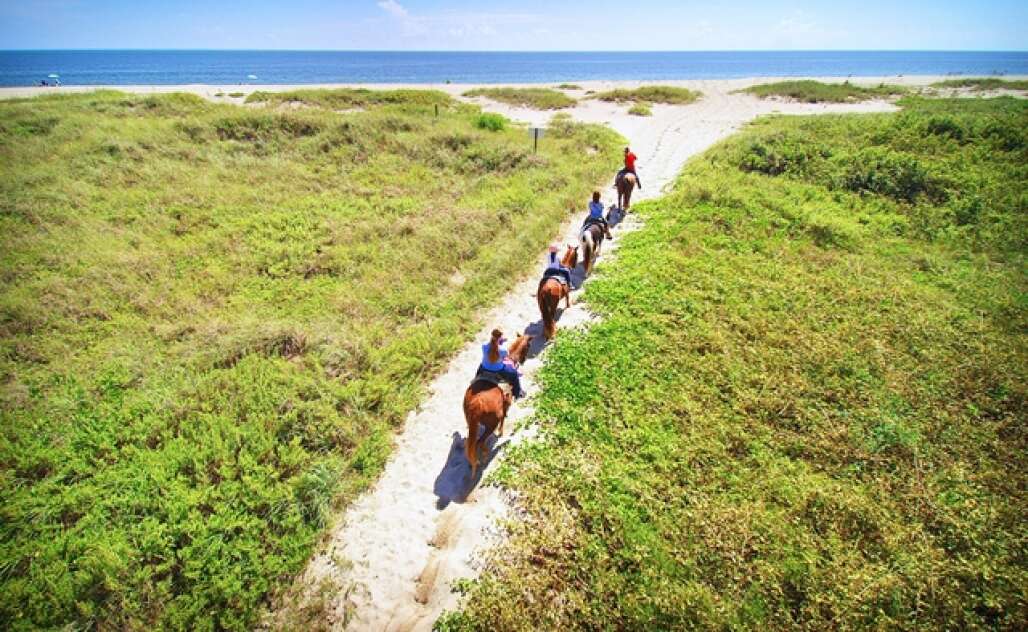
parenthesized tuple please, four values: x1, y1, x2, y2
(433, 428, 508, 509)
(606, 204, 626, 228)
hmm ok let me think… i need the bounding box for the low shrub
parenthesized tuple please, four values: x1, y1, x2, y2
(463, 87, 576, 110)
(475, 112, 507, 132)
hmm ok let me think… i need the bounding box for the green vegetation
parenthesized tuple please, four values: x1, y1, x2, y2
(227, 92, 245, 98)
(592, 85, 701, 105)
(462, 87, 577, 110)
(474, 112, 507, 132)
(740, 80, 907, 103)
(442, 97, 1027, 629)
(0, 89, 622, 630)
(556, 83, 582, 90)
(627, 102, 652, 116)
(932, 77, 1028, 91)
(245, 87, 453, 109)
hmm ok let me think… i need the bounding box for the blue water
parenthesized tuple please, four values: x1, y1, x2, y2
(1, 50, 1026, 87)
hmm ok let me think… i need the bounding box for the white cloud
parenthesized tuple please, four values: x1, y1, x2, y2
(377, 0, 408, 20)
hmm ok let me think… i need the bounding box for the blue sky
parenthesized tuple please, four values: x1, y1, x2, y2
(1, 1, 1025, 51)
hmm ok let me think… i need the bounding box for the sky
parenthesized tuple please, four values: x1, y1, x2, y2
(0, 0, 1025, 51)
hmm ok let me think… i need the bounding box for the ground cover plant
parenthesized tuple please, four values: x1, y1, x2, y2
(932, 77, 1028, 91)
(628, 102, 652, 116)
(740, 79, 907, 103)
(0, 89, 622, 631)
(245, 87, 453, 109)
(591, 85, 701, 105)
(462, 87, 577, 110)
(441, 97, 1027, 630)
(556, 83, 582, 90)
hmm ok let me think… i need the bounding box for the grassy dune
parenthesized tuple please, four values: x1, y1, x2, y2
(592, 85, 701, 105)
(246, 87, 453, 109)
(741, 80, 907, 103)
(932, 77, 1028, 91)
(462, 87, 577, 110)
(0, 90, 621, 630)
(441, 97, 1027, 629)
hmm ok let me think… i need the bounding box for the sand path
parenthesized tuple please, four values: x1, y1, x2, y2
(264, 81, 899, 631)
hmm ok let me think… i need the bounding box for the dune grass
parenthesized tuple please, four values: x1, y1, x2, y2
(0, 89, 622, 631)
(462, 87, 577, 110)
(740, 80, 908, 103)
(591, 85, 701, 105)
(628, 102, 652, 116)
(439, 97, 1027, 630)
(556, 83, 582, 90)
(932, 77, 1028, 91)
(245, 87, 453, 109)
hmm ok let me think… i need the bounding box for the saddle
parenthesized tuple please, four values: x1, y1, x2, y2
(472, 367, 514, 396)
(581, 219, 605, 243)
(540, 267, 572, 289)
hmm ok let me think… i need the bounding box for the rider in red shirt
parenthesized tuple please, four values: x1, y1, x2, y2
(617, 147, 642, 190)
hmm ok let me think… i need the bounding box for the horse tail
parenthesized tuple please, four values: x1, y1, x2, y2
(580, 230, 595, 275)
(539, 281, 558, 340)
(464, 406, 480, 477)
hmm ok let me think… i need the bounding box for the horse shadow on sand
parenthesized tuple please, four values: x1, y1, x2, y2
(606, 204, 627, 228)
(433, 427, 509, 509)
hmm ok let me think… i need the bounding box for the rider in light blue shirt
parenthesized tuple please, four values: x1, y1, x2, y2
(479, 329, 524, 397)
(544, 245, 573, 285)
(583, 191, 613, 239)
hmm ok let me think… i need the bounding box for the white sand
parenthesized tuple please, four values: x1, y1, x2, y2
(8, 76, 1018, 630)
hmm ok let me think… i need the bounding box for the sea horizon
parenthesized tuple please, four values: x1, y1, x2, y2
(2, 49, 1027, 86)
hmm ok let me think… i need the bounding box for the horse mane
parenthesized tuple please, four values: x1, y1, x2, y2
(561, 245, 578, 269)
(508, 334, 531, 362)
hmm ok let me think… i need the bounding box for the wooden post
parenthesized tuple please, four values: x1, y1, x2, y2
(533, 127, 539, 153)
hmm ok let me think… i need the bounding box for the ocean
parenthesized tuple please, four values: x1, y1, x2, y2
(1, 50, 1026, 87)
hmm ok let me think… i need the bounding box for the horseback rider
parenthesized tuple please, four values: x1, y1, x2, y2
(583, 191, 613, 240)
(543, 244, 573, 286)
(479, 329, 525, 398)
(615, 146, 642, 190)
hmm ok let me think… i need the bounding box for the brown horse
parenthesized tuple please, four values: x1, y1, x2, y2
(617, 172, 636, 211)
(537, 245, 578, 340)
(580, 220, 605, 276)
(463, 332, 533, 477)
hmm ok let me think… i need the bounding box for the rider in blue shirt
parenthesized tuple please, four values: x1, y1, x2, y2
(584, 191, 613, 239)
(480, 329, 524, 398)
(544, 245, 573, 285)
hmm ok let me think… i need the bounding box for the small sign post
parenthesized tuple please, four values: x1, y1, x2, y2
(529, 127, 545, 153)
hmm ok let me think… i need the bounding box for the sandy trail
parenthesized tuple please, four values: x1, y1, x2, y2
(259, 81, 900, 631)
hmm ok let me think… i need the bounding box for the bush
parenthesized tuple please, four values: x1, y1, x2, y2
(475, 112, 507, 132)
(740, 80, 907, 103)
(592, 85, 701, 104)
(463, 87, 576, 110)
(932, 77, 1028, 90)
(628, 102, 652, 116)
(839, 147, 938, 203)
